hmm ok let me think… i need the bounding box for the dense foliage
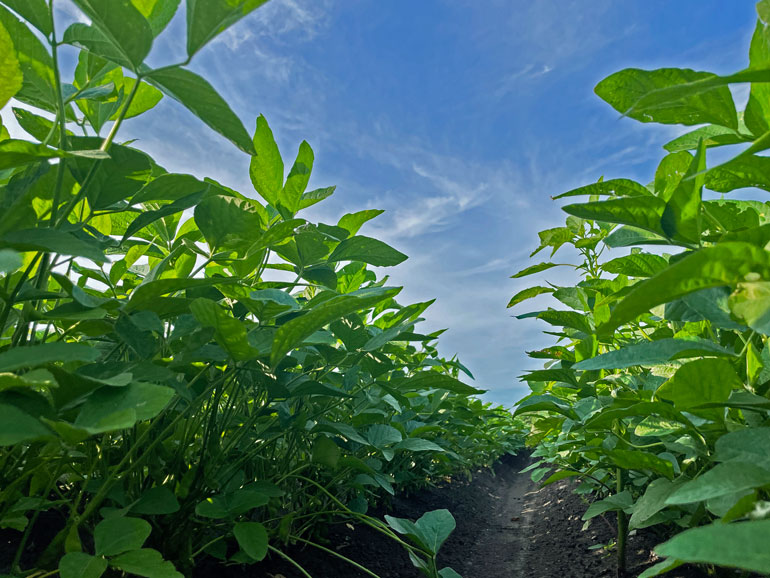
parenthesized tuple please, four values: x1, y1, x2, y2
(0, 2, 521, 577)
(512, 2, 770, 577)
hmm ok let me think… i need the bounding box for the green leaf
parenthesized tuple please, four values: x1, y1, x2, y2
(311, 436, 340, 468)
(415, 509, 456, 555)
(0, 15, 22, 109)
(399, 371, 483, 395)
(729, 281, 770, 334)
(705, 154, 770, 193)
(145, 66, 255, 155)
(190, 298, 259, 361)
(655, 520, 770, 574)
(130, 0, 180, 36)
(94, 517, 151, 556)
(249, 114, 284, 206)
(366, 424, 402, 448)
(666, 462, 770, 505)
(270, 287, 400, 366)
(507, 286, 554, 308)
(279, 141, 314, 213)
(664, 124, 748, 152)
(745, 21, 770, 137)
(660, 139, 705, 243)
(59, 553, 107, 578)
(595, 67, 738, 128)
(438, 568, 463, 578)
(0, 5, 55, 111)
(511, 262, 562, 278)
(0, 249, 21, 274)
(394, 438, 445, 452)
(71, 0, 153, 70)
(233, 522, 268, 562)
(109, 548, 183, 578)
(573, 338, 735, 370)
(630, 478, 686, 530)
(0, 342, 99, 372)
(603, 226, 669, 248)
(75, 382, 174, 433)
(582, 491, 633, 520)
(602, 243, 770, 333)
(132, 173, 210, 204)
(0, 403, 53, 445)
(124, 191, 207, 241)
(328, 235, 407, 267)
(602, 253, 668, 277)
(714, 427, 770, 472)
(131, 487, 180, 515)
(186, 0, 268, 57)
(338, 209, 384, 235)
(0, 0, 51, 36)
(608, 449, 675, 479)
(194, 194, 264, 252)
(656, 358, 740, 410)
(0, 139, 107, 170)
(299, 186, 336, 210)
(553, 178, 652, 199)
(195, 487, 269, 519)
(1, 228, 107, 263)
(563, 197, 667, 236)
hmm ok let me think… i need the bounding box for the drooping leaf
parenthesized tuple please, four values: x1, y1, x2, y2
(186, 0, 268, 58)
(145, 66, 255, 155)
(0, 5, 56, 111)
(71, 0, 153, 70)
(130, 0, 180, 36)
(0, 15, 22, 109)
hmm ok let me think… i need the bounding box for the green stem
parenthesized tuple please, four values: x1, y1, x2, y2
(266, 545, 313, 578)
(616, 468, 627, 577)
(291, 536, 383, 578)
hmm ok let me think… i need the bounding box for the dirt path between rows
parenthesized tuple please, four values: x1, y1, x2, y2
(227, 453, 707, 578)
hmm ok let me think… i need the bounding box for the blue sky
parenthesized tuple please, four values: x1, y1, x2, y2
(3, 1, 761, 405)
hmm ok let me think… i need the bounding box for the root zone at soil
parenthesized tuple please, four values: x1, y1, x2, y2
(211, 453, 708, 578)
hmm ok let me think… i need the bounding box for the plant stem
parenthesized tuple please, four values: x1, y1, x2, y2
(266, 545, 313, 578)
(616, 467, 627, 578)
(291, 536, 383, 578)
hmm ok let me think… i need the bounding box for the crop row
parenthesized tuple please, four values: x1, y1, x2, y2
(0, 2, 521, 578)
(512, 2, 770, 576)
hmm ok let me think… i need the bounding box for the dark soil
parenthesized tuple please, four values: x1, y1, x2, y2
(228, 453, 708, 578)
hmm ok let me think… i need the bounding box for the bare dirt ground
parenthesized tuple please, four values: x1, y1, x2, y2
(241, 453, 708, 578)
